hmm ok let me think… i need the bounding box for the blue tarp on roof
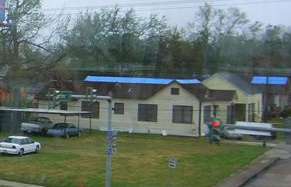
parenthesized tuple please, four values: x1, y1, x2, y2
(84, 76, 200, 85)
(251, 76, 288, 85)
(176, 79, 200, 84)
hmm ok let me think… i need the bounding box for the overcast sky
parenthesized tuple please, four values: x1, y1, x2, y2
(41, 0, 291, 27)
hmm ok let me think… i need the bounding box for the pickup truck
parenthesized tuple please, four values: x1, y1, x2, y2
(21, 117, 53, 135)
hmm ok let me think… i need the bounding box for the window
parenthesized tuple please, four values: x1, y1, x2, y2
(27, 138, 34, 144)
(60, 101, 68, 110)
(81, 101, 100, 118)
(22, 138, 33, 145)
(171, 88, 180, 95)
(54, 123, 67, 129)
(138, 104, 158, 122)
(172, 105, 193, 124)
(114, 103, 124, 114)
(203, 105, 212, 124)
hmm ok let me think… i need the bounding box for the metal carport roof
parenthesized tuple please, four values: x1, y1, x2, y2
(0, 107, 90, 116)
(0, 107, 92, 130)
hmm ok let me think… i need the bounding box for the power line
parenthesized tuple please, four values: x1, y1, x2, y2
(43, 0, 204, 11)
(42, 0, 230, 12)
(42, 0, 291, 13)
(41, 0, 291, 18)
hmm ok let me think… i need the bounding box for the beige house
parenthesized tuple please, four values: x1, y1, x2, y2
(203, 72, 263, 122)
(37, 80, 236, 137)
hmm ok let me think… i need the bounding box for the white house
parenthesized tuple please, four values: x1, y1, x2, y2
(37, 76, 237, 137)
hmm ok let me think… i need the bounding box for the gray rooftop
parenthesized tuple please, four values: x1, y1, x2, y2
(218, 72, 259, 94)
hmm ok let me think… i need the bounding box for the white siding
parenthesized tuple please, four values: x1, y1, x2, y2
(38, 83, 200, 137)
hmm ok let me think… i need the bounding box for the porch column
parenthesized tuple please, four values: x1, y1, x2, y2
(246, 95, 249, 122)
(245, 104, 248, 122)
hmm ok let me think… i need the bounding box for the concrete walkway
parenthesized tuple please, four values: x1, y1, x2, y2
(0, 179, 43, 187)
(244, 144, 291, 187)
(245, 158, 291, 187)
(216, 143, 291, 187)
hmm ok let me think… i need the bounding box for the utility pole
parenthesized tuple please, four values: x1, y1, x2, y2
(88, 88, 96, 133)
(83, 95, 114, 187)
(72, 94, 115, 185)
(105, 98, 113, 187)
(78, 93, 114, 186)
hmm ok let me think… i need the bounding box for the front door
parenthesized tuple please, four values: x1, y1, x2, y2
(234, 104, 246, 122)
(227, 105, 235, 124)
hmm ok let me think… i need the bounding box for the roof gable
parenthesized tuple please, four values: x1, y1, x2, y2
(204, 72, 257, 94)
(88, 83, 167, 100)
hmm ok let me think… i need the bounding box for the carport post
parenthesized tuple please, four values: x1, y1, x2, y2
(78, 113, 80, 130)
(89, 116, 92, 132)
(81, 95, 113, 187)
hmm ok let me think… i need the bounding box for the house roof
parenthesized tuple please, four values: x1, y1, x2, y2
(90, 83, 235, 101)
(207, 90, 237, 102)
(251, 76, 288, 85)
(84, 76, 201, 85)
(181, 84, 236, 102)
(37, 77, 235, 102)
(211, 72, 258, 94)
(90, 83, 166, 100)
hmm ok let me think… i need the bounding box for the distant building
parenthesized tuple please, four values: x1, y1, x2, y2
(250, 76, 289, 109)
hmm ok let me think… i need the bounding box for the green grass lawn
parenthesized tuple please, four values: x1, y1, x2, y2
(0, 132, 265, 187)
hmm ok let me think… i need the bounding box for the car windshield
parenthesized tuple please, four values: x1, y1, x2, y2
(53, 123, 67, 129)
(3, 138, 23, 144)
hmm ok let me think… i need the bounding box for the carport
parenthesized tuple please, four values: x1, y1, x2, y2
(0, 107, 91, 131)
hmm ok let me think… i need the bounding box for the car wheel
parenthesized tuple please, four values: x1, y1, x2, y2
(18, 148, 24, 157)
(35, 145, 40, 153)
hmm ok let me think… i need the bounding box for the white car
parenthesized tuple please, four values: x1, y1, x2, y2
(0, 136, 41, 156)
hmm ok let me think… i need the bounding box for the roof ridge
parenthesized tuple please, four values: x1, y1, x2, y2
(84, 75, 201, 85)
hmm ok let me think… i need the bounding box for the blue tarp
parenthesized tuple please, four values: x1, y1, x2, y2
(176, 79, 200, 84)
(84, 76, 201, 85)
(251, 76, 288, 85)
